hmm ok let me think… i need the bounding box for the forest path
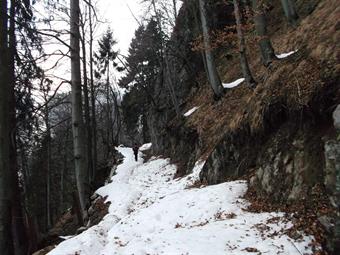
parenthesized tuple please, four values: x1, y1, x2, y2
(48, 145, 317, 255)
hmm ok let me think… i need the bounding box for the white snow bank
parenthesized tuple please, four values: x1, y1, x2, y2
(276, 50, 298, 59)
(59, 236, 73, 240)
(139, 143, 152, 151)
(223, 78, 245, 88)
(184, 106, 199, 117)
(48, 145, 319, 255)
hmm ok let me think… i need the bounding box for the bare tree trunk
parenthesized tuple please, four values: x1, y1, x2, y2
(233, 0, 256, 88)
(70, 0, 88, 219)
(113, 92, 121, 144)
(198, 0, 224, 99)
(89, 0, 97, 182)
(0, 0, 14, 253)
(41, 86, 52, 230)
(25, 213, 38, 255)
(172, 0, 177, 19)
(190, 1, 210, 86)
(72, 191, 84, 226)
(8, 1, 29, 254)
(280, 0, 298, 26)
(108, 84, 120, 145)
(60, 154, 64, 211)
(105, 64, 113, 158)
(80, 16, 93, 187)
(165, 56, 181, 116)
(18, 142, 29, 194)
(251, 0, 276, 66)
(44, 110, 52, 229)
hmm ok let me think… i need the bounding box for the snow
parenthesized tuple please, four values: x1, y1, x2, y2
(276, 50, 298, 59)
(139, 143, 152, 151)
(184, 106, 199, 117)
(59, 236, 73, 240)
(48, 145, 318, 255)
(223, 78, 245, 88)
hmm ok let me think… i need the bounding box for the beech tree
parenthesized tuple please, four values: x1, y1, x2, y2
(80, 6, 93, 185)
(88, 0, 97, 182)
(1, 0, 42, 253)
(233, 0, 256, 87)
(198, 0, 224, 99)
(250, 0, 276, 66)
(0, 0, 13, 253)
(8, 0, 31, 253)
(280, 0, 298, 26)
(70, 0, 88, 220)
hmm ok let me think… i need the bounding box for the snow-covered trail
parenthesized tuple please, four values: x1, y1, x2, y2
(48, 145, 316, 255)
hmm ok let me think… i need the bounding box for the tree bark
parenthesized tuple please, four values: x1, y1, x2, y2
(251, 0, 276, 66)
(233, 0, 256, 88)
(60, 134, 68, 211)
(70, 0, 88, 219)
(0, 0, 14, 253)
(280, 0, 298, 26)
(72, 191, 84, 226)
(172, 0, 177, 19)
(44, 109, 52, 229)
(112, 90, 121, 144)
(89, 0, 97, 182)
(80, 16, 93, 187)
(8, 1, 29, 254)
(164, 55, 181, 116)
(198, 0, 224, 99)
(105, 63, 113, 159)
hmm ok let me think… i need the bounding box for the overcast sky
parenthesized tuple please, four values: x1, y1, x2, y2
(34, 0, 143, 96)
(35, 0, 183, 96)
(97, 0, 142, 55)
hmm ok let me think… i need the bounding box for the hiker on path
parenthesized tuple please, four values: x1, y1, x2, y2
(133, 143, 139, 162)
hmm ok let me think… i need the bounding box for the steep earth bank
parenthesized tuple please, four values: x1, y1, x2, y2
(141, 0, 339, 252)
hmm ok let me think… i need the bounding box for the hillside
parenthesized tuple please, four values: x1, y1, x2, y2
(47, 146, 318, 255)
(44, 0, 339, 254)
(116, 0, 340, 253)
(2, 0, 338, 254)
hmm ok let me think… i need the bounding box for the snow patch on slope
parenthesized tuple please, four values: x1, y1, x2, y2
(184, 106, 199, 117)
(139, 143, 152, 151)
(276, 50, 298, 59)
(223, 78, 245, 88)
(48, 145, 318, 255)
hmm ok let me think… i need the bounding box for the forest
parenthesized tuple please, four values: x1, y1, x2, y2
(0, 0, 339, 254)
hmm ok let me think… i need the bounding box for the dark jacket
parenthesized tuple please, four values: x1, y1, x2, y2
(133, 145, 139, 154)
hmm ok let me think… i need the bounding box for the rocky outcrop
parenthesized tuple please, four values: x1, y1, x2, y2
(198, 0, 340, 204)
(251, 123, 325, 202)
(323, 105, 340, 253)
(36, 194, 110, 254)
(32, 245, 55, 255)
(199, 113, 328, 203)
(200, 127, 258, 184)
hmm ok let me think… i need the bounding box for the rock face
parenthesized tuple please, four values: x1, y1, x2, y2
(37, 195, 110, 254)
(253, 126, 324, 202)
(197, 0, 340, 206)
(324, 105, 340, 253)
(32, 245, 55, 255)
(200, 118, 326, 202)
(200, 128, 259, 184)
(199, 101, 339, 252)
